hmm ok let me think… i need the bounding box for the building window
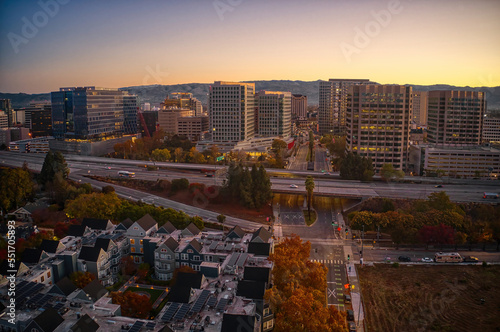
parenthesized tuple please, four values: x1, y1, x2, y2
(140, 248, 144, 254)
(140, 239, 143, 245)
(181, 253, 189, 260)
(47, 271, 51, 278)
(187, 249, 193, 253)
(193, 256, 200, 261)
(41, 276, 45, 282)
(131, 247, 136, 253)
(155, 252, 159, 258)
(130, 239, 135, 245)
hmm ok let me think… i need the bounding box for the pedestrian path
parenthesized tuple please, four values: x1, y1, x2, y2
(310, 259, 344, 265)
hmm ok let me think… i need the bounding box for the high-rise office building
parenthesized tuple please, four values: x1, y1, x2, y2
(0, 99, 13, 127)
(319, 79, 370, 135)
(162, 92, 203, 116)
(346, 84, 412, 171)
(158, 108, 194, 134)
(51, 87, 138, 139)
(291, 94, 307, 119)
(209, 82, 255, 143)
(0, 111, 8, 129)
(256, 91, 292, 139)
(411, 91, 428, 126)
(30, 107, 52, 137)
(427, 90, 485, 145)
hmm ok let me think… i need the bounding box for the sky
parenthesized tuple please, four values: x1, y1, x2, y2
(0, 0, 499, 93)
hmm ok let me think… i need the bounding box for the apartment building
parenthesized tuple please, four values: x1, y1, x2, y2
(427, 90, 485, 145)
(319, 78, 370, 135)
(256, 90, 292, 139)
(346, 84, 412, 171)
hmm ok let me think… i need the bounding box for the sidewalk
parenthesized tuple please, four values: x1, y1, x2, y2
(344, 245, 365, 331)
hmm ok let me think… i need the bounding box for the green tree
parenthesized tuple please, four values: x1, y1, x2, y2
(173, 147, 184, 163)
(308, 131, 315, 162)
(151, 148, 171, 162)
(40, 151, 69, 185)
(171, 178, 189, 193)
(65, 192, 122, 219)
(305, 176, 315, 219)
(239, 167, 254, 208)
(380, 163, 396, 182)
(0, 168, 34, 213)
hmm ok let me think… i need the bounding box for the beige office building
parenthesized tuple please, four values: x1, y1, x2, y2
(256, 91, 292, 139)
(161, 92, 203, 116)
(157, 108, 194, 134)
(482, 115, 500, 143)
(177, 116, 209, 141)
(346, 84, 412, 171)
(427, 90, 485, 145)
(209, 81, 255, 143)
(423, 145, 500, 179)
(291, 94, 307, 119)
(412, 91, 428, 126)
(319, 79, 370, 135)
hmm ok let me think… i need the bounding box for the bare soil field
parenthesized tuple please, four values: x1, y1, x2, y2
(90, 176, 271, 224)
(358, 264, 500, 332)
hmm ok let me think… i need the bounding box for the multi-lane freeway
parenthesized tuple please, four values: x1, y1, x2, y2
(1, 151, 499, 203)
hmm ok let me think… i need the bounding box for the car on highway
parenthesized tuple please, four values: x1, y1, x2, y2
(398, 256, 411, 262)
(344, 294, 351, 303)
(348, 322, 356, 332)
(435, 185, 443, 188)
(346, 309, 355, 321)
(289, 184, 298, 188)
(105, 166, 112, 169)
(421, 257, 433, 263)
(463, 256, 479, 262)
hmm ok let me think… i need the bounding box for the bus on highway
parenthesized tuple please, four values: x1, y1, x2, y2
(118, 171, 135, 178)
(483, 192, 499, 199)
(434, 252, 462, 263)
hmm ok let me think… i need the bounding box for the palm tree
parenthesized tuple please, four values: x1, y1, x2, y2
(305, 176, 315, 218)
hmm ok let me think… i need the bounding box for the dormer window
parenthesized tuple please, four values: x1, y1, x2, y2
(187, 249, 193, 254)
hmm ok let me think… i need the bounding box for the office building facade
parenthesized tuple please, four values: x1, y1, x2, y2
(346, 84, 412, 171)
(162, 92, 203, 116)
(291, 94, 307, 119)
(51, 87, 138, 139)
(0, 99, 13, 127)
(30, 107, 53, 137)
(482, 115, 500, 143)
(427, 90, 485, 145)
(319, 79, 370, 135)
(256, 91, 292, 139)
(412, 91, 428, 126)
(209, 81, 255, 143)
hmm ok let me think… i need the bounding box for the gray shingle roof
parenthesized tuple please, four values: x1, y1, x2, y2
(136, 214, 158, 231)
(78, 246, 104, 262)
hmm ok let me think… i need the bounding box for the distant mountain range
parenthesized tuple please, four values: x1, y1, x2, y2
(2, 80, 499, 109)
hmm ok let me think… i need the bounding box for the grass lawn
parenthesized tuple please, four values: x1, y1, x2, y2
(358, 264, 500, 332)
(302, 210, 317, 226)
(125, 287, 165, 304)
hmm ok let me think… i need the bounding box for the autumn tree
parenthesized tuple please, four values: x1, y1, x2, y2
(65, 192, 122, 219)
(111, 291, 152, 319)
(121, 256, 137, 276)
(151, 148, 171, 162)
(70, 271, 96, 289)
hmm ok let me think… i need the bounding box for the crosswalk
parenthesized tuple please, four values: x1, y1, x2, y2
(310, 259, 344, 265)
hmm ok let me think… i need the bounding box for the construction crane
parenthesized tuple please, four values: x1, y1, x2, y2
(137, 107, 151, 138)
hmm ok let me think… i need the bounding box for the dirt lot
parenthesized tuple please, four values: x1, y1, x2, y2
(90, 176, 271, 224)
(358, 264, 500, 332)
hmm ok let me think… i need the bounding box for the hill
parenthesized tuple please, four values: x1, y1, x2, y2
(2, 81, 499, 109)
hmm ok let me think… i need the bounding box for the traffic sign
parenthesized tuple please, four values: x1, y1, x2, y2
(216, 156, 224, 161)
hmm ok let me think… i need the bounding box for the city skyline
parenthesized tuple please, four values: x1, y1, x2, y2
(1, 0, 499, 93)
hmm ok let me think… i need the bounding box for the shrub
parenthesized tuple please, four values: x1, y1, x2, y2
(392, 262, 400, 268)
(171, 178, 189, 193)
(102, 185, 115, 194)
(189, 183, 206, 193)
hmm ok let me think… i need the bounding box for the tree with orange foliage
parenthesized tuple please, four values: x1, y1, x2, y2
(70, 271, 96, 289)
(265, 234, 347, 332)
(120, 256, 137, 276)
(111, 291, 152, 319)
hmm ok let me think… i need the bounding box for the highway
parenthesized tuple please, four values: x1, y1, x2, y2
(1, 151, 499, 203)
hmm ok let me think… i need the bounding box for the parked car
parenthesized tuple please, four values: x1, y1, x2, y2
(435, 185, 443, 188)
(463, 256, 479, 262)
(344, 294, 351, 303)
(398, 256, 411, 262)
(289, 184, 298, 188)
(348, 322, 357, 332)
(346, 309, 355, 321)
(421, 257, 433, 263)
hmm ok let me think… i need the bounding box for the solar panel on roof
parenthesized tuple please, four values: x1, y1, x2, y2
(129, 320, 145, 332)
(173, 303, 190, 321)
(53, 303, 64, 311)
(236, 253, 249, 267)
(207, 296, 217, 307)
(43, 303, 52, 308)
(227, 253, 240, 266)
(216, 298, 228, 311)
(27, 293, 43, 305)
(161, 302, 180, 322)
(191, 290, 210, 313)
(145, 322, 155, 329)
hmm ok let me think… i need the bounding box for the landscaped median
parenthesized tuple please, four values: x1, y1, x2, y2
(303, 209, 317, 226)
